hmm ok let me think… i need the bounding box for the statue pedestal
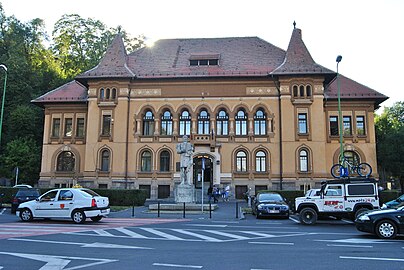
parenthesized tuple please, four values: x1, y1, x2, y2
(175, 184, 195, 203)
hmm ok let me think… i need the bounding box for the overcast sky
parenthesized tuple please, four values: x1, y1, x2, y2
(1, 0, 403, 111)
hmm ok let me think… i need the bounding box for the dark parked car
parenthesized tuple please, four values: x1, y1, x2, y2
(252, 192, 290, 219)
(355, 206, 404, 239)
(11, 188, 41, 214)
(381, 194, 404, 209)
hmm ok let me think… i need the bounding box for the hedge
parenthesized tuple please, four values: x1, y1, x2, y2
(0, 187, 148, 206)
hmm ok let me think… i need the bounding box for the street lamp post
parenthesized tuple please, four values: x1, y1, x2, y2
(336, 56, 344, 164)
(0, 64, 7, 148)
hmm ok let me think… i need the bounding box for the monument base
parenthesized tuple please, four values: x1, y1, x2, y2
(175, 184, 195, 203)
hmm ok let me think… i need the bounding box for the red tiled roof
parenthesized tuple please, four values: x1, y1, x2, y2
(31, 80, 87, 106)
(325, 74, 388, 105)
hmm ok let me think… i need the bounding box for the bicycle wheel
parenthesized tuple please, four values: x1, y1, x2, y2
(331, 164, 346, 178)
(357, 163, 372, 177)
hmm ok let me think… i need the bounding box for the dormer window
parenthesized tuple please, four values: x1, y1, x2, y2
(189, 54, 220, 66)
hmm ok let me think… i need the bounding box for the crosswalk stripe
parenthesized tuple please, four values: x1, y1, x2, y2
(203, 230, 250, 240)
(140, 228, 184, 240)
(93, 229, 114, 236)
(115, 227, 148, 238)
(241, 231, 276, 237)
(171, 229, 221, 242)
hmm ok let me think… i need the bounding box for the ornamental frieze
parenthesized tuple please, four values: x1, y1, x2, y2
(246, 87, 277, 95)
(133, 89, 162, 96)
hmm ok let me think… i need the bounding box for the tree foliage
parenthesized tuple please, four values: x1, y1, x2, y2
(0, 4, 144, 184)
(375, 101, 404, 193)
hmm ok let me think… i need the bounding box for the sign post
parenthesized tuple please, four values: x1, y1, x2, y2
(201, 157, 205, 213)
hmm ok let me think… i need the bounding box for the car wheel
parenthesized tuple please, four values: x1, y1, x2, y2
(71, 210, 86, 224)
(354, 208, 369, 219)
(20, 208, 33, 222)
(375, 220, 397, 239)
(299, 208, 318, 225)
(90, 216, 102, 222)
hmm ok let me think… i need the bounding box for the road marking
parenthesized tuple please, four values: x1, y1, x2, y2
(242, 231, 276, 237)
(141, 228, 184, 240)
(0, 252, 117, 269)
(153, 263, 202, 268)
(327, 244, 373, 248)
(0, 208, 6, 215)
(340, 256, 404, 262)
(248, 241, 294, 245)
(341, 219, 354, 224)
(9, 238, 153, 249)
(288, 216, 299, 223)
(115, 227, 148, 238)
(186, 224, 228, 228)
(171, 229, 220, 242)
(315, 238, 398, 244)
(94, 229, 114, 236)
(203, 230, 250, 240)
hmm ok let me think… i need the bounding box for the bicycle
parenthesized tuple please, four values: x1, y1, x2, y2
(330, 157, 372, 178)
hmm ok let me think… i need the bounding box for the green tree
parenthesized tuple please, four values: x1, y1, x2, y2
(52, 14, 144, 78)
(1, 138, 41, 185)
(376, 101, 404, 194)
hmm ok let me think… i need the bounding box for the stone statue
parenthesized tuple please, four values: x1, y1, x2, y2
(176, 135, 194, 185)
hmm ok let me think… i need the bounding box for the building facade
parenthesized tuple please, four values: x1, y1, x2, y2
(33, 26, 387, 199)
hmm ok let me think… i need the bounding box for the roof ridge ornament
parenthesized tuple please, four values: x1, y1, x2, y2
(293, 21, 296, 29)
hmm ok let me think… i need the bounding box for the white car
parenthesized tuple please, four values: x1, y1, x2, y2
(16, 188, 110, 224)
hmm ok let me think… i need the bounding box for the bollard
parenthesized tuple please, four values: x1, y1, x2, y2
(209, 203, 212, 219)
(183, 202, 186, 218)
(158, 201, 160, 218)
(236, 201, 239, 219)
(132, 202, 135, 217)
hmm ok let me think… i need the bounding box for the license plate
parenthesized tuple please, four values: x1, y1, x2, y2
(101, 209, 108, 213)
(269, 210, 279, 213)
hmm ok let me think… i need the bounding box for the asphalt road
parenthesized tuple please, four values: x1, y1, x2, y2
(0, 203, 403, 270)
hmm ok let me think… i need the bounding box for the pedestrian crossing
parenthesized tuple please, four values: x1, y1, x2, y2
(65, 226, 296, 242)
(0, 218, 184, 239)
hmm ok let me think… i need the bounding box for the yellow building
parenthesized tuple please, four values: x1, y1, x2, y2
(32, 26, 387, 199)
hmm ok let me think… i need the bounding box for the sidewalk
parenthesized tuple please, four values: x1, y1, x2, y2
(108, 199, 248, 221)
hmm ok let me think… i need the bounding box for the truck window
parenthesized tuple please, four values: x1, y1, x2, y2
(347, 184, 375, 196)
(325, 185, 342, 196)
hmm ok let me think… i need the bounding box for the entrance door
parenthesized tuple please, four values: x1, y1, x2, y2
(193, 156, 212, 189)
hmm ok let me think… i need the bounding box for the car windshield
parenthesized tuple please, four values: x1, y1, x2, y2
(16, 189, 39, 196)
(80, 189, 100, 197)
(259, 193, 283, 202)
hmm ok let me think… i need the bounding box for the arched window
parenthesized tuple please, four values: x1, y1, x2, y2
(111, 88, 117, 100)
(100, 149, 110, 172)
(160, 150, 170, 172)
(143, 110, 154, 136)
(179, 110, 191, 136)
(161, 110, 173, 135)
(254, 109, 266, 135)
(235, 109, 247, 136)
(56, 151, 75, 172)
(306, 85, 311, 97)
(293, 85, 298, 97)
(106, 88, 111, 100)
(216, 110, 229, 136)
(198, 109, 210, 135)
(99, 88, 105, 100)
(299, 149, 309, 172)
(299, 85, 305, 97)
(255, 151, 266, 172)
(141, 150, 152, 172)
(236, 151, 247, 172)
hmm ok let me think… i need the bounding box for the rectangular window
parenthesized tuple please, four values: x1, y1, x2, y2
(330, 116, 338, 136)
(343, 116, 352, 135)
(52, 118, 60, 137)
(76, 118, 85, 137)
(356, 116, 365, 135)
(64, 118, 73, 137)
(298, 113, 308, 134)
(102, 115, 111, 136)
